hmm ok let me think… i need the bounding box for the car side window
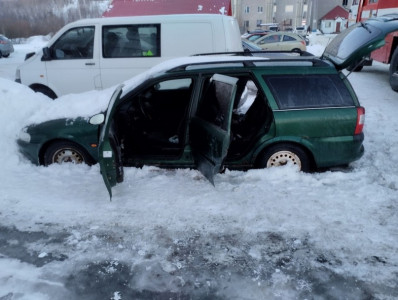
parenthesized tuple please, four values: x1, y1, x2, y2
(197, 77, 236, 131)
(263, 74, 355, 109)
(51, 26, 95, 59)
(260, 35, 280, 44)
(102, 24, 160, 58)
(283, 35, 296, 42)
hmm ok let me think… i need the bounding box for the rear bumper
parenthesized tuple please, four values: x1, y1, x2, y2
(312, 133, 364, 168)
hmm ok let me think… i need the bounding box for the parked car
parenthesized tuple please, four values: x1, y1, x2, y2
(0, 35, 14, 58)
(253, 32, 307, 51)
(294, 26, 307, 35)
(18, 15, 398, 196)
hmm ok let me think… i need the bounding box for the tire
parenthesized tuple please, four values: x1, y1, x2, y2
(43, 141, 93, 166)
(389, 47, 398, 92)
(258, 143, 311, 172)
(32, 86, 57, 100)
(2, 53, 10, 58)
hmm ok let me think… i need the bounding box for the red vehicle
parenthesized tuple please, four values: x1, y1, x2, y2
(348, 0, 398, 91)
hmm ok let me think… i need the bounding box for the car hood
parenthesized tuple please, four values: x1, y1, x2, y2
(322, 14, 398, 70)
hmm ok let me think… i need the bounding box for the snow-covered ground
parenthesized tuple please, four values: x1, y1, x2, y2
(0, 34, 397, 299)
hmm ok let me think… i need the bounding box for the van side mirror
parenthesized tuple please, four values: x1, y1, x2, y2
(41, 47, 52, 61)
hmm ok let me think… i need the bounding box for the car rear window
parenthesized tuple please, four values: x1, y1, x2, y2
(263, 74, 355, 109)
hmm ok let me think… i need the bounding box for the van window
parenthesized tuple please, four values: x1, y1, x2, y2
(263, 74, 355, 109)
(102, 24, 160, 58)
(50, 26, 95, 59)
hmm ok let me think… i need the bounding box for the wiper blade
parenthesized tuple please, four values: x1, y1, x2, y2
(360, 22, 372, 33)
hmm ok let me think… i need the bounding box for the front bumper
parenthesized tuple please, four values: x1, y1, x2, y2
(17, 139, 41, 165)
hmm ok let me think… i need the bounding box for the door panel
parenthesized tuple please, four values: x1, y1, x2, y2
(190, 74, 238, 184)
(99, 85, 124, 198)
(45, 26, 100, 96)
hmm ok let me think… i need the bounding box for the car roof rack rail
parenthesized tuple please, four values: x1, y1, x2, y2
(168, 56, 330, 73)
(193, 49, 315, 57)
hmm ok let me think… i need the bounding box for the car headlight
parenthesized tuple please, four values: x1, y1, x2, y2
(18, 128, 31, 143)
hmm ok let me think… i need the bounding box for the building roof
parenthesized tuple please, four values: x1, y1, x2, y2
(320, 5, 349, 20)
(103, 0, 232, 17)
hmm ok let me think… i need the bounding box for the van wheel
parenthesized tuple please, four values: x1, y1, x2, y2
(258, 144, 310, 172)
(32, 86, 57, 99)
(44, 141, 93, 166)
(389, 48, 398, 92)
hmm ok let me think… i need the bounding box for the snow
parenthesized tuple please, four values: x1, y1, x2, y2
(0, 33, 397, 299)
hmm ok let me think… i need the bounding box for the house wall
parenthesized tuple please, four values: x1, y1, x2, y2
(320, 17, 347, 34)
(233, 0, 274, 33)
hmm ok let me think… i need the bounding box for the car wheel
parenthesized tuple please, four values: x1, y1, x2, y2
(389, 47, 398, 92)
(32, 86, 57, 99)
(258, 143, 311, 172)
(44, 141, 93, 166)
(0, 51, 2, 58)
(2, 53, 10, 58)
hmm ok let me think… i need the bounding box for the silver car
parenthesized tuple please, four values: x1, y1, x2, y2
(0, 35, 14, 58)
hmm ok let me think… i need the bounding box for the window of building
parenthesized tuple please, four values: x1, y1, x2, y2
(244, 6, 250, 13)
(285, 5, 294, 13)
(258, 6, 263, 13)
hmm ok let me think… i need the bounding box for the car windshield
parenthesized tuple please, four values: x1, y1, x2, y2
(323, 22, 382, 60)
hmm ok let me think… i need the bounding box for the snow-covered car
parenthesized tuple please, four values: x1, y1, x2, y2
(0, 35, 14, 58)
(17, 15, 398, 196)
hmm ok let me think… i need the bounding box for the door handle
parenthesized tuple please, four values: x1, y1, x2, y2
(85, 62, 95, 66)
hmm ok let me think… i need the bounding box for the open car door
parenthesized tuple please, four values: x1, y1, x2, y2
(189, 74, 238, 184)
(98, 84, 125, 198)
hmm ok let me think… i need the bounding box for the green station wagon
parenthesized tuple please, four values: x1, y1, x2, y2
(17, 15, 398, 196)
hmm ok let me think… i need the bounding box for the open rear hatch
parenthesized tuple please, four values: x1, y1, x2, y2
(322, 14, 398, 70)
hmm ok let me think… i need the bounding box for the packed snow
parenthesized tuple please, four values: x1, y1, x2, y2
(0, 34, 397, 299)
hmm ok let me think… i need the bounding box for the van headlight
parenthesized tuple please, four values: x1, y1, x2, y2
(18, 128, 31, 143)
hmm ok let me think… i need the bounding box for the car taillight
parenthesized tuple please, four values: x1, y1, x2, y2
(354, 107, 365, 135)
(301, 41, 305, 46)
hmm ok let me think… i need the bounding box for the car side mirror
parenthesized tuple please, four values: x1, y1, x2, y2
(41, 47, 52, 61)
(89, 114, 105, 125)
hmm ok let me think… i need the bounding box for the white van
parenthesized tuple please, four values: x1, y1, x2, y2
(15, 14, 242, 98)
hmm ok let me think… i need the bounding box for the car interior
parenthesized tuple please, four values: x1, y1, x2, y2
(112, 74, 272, 166)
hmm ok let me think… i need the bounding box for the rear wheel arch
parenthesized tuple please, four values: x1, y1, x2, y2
(39, 139, 95, 166)
(30, 84, 57, 99)
(255, 141, 315, 172)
